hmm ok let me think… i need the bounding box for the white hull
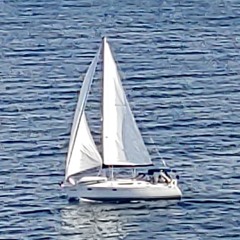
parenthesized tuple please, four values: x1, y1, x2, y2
(63, 177, 182, 202)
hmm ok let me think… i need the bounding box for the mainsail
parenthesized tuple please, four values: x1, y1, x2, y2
(65, 46, 102, 181)
(102, 38, 152, 166)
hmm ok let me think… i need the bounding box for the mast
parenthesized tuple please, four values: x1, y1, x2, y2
(101, 37, 105, 164)
(102, 37, 114, 177)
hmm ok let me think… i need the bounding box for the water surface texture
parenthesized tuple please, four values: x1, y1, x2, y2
(1, 0, 240, 239)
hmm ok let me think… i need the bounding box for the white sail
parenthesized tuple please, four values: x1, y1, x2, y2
(65, 112, 102, 180)
(102, 38, 152, 166)
(65, 46, 102, 181)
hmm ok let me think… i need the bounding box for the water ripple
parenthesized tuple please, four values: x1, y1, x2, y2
(1, 0, 240, 239)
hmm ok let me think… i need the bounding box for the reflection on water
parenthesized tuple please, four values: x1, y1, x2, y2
(60, 203, 127, 239)
(60, 200, 182, 239)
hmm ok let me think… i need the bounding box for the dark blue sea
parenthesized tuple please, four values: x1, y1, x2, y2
(1, 0, 240, 239)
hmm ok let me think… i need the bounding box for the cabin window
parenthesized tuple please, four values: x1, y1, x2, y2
(87, 188, 92, 191)
(112, 189, 117, 191)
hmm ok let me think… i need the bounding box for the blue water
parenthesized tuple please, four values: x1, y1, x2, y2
(1, 0, 240, 239)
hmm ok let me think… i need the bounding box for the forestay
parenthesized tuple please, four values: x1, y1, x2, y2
(65, 46, 102, 181)
(102, 38, 152, 166)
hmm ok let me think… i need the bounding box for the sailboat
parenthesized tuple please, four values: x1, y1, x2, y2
(60, 37, 182, 202)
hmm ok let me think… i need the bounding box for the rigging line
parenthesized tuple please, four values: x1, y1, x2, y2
(149, 137, 167, 167)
